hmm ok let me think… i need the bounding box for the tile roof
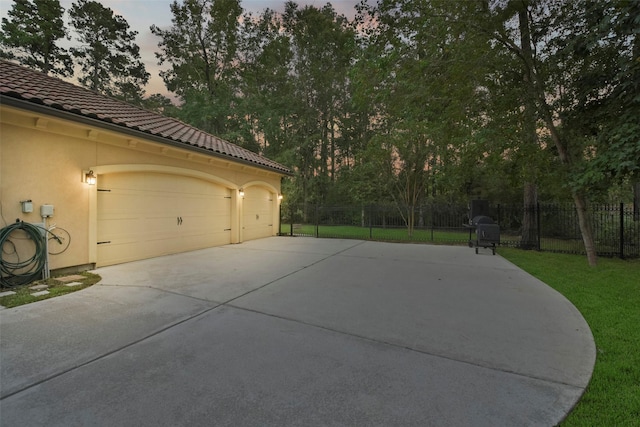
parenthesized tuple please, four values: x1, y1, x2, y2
(0, 60, 290, 175)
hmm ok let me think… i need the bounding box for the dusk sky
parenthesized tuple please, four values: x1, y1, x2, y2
(0, 0, 362, 96)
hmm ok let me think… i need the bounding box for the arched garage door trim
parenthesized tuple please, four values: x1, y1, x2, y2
(240, 180, 279, 194)
(88, 164, 240, 265)
(92, 164, 238, 189)
(240, 182, 281, 242)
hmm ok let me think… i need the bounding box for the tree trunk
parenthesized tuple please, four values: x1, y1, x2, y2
(330, 116, 336, 182)
(521, 182, 538, 249)
(517, 3, 598, 265)
(573, 193, 597, 266)
(518, 4, 539, 250)
(407, 205, 415, 238)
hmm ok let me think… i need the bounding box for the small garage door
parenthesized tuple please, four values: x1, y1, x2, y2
(97, 172, 231, 266)
(243, 187, 274, 241)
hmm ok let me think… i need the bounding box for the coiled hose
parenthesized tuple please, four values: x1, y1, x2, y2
(0, 222, 47, 288)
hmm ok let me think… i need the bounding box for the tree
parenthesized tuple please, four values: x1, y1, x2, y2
(280, 2, 356, 205)
(0, 0, 72, 76)
(472, 0, 640, 265)
(225, 2, 357, 205)
(151, 0, 243, 139)
(552, 0, 640, 199)
(472, 1, 548, 248)
(352, 0, 490, 235)
(238, 8, 297, 160)
(68, 0, 149, 103)
(141, 93, 177, 115)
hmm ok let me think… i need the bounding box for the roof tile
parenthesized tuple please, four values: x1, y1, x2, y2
(0, 60, 290, 175)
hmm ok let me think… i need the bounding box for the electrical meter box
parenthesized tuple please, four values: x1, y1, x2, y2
(40, 204, 54, 218)
(21, 200, 33, 213)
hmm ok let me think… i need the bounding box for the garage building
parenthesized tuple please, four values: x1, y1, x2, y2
(0, 60, 290, 271)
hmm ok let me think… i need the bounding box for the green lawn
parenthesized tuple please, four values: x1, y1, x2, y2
(281, 224, 481, 244)
(0, 272, 101, 308)
(280, 223, 588, 252)
(498, 248, 640, 425)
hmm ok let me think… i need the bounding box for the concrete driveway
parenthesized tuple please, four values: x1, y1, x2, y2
(0, 238, 595, 426)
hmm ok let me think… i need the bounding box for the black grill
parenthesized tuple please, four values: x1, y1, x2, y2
(465, 205, 500, 255)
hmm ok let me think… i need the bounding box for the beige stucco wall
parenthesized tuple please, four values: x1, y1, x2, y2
(0, 105, 284, 271)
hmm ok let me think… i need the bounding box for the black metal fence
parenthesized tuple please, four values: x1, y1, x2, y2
(280, 202, 640, 258)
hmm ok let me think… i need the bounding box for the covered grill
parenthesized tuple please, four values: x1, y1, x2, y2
(465, 201, 500, 255)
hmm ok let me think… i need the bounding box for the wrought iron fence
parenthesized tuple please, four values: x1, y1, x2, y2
(279, 202, 640, 258)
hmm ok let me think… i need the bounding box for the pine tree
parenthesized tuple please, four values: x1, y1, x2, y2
(68, 0, 149, 103)
(0, 0, 72, 76)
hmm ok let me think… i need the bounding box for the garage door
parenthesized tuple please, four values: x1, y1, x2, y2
(242, 187, 274, 241)
(97, 172, 231, 266)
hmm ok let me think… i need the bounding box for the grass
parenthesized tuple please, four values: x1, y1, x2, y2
(281, 223, 594, 253)
(282, 223, 480, 243)
(498, 248, 640, 426)
(280, 224, 640, 255)
(0, 271, 101, 308)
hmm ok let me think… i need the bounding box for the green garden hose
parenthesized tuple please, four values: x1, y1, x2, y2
(0, 222, 47, 288)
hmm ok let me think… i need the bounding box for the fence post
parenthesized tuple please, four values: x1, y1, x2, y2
(430, 204, 434, 242)
(315, 205, 319, 238)
(620, 202, 624, 259)
(279, 202, 282, 236)
(497, 204, 501, 248)
(369, 205, 373, 239)
(290, 205, 294, 236)
(536, 202, 541, 251)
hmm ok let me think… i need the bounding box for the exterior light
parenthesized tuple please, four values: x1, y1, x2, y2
(278, 194, 283, 200)
(239, 188, 245, 197)
(83, 170, 97, 185)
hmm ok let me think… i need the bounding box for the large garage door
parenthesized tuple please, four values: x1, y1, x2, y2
(97, 172, 231, 266)
(243, 187, 274, 241)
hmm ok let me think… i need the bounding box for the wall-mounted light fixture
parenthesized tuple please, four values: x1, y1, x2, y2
(83, 170, 97, 185)
(278, 194, 283, 200)
(239, 188, 245, 197)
